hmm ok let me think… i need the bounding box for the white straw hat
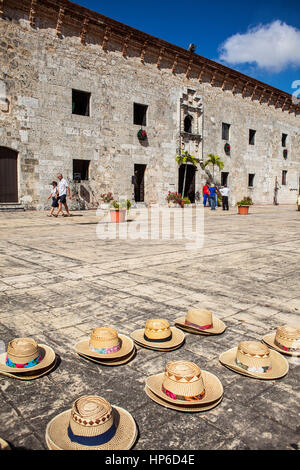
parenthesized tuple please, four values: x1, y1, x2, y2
(75, 328, 134, 360)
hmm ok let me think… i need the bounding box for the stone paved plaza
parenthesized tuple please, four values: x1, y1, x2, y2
(0, 205, 299, 450)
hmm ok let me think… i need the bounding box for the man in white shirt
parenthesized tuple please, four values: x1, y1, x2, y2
(220, 184, 230, 211)
(54, 173, 71, 217)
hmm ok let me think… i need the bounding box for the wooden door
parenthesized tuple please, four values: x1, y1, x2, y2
(0, 147, 18, 202)
(178, 164, 196, 202)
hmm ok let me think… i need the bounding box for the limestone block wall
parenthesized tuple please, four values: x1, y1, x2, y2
(0, 1, 299, 210)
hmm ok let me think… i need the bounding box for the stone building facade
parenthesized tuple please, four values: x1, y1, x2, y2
(0, 0, 299, 210)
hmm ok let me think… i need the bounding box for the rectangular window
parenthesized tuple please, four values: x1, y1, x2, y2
(282, 133, 287, 147)
(282, 170, 287, 186)
(72, 89, 91, 116)
(134, 103, 148, 126)
(249, 129, 256, 145)
(221, 172, 229, 186)
(73, 159, 90, 181)
(248, 173, 255, 187)
(222, 122, 230, 140)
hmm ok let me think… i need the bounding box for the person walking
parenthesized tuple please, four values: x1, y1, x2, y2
(54, 173, 71, 217)
(220, 184, 230, 210)
(208, 184, 217, 210)
(46, 181, 59, 217)
(202, 182, 210, 207)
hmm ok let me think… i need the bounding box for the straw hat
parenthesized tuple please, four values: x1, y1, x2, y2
(145, 386, 223, 412)
(77, 347, 136, 366)
(174, 309, 226, 335)
(45, 395, 137, 450)
(0, 438, 11, 450)
(75, 328, 134, 360)
(219, 341, 289, 380)
(146, 361, 223, 406)
(0, 338, 56, 379)
(262, 325, 300, 357)
(130, 319, 185, 350)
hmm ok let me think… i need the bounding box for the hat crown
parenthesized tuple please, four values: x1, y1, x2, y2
(89, 328, 119, 349)
(163, 361, 205, 398)
(7, 338, 39, 363)
(277, 325, 300, 339)
(144, 319, 171, 340)
(70, 396, 113, 431)
(186, 309, 213, 325)
(238, 341, 270, 357)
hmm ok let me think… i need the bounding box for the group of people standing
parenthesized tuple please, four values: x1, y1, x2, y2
(47, 173, 72, 217)
(202, 182, 230, 211)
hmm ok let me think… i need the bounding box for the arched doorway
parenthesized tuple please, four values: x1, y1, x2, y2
(0, 147, 18, 202)
(178, 164, 196, 203)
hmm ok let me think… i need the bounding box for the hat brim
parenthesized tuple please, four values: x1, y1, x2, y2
(130, 327, 185, 349)
(133, 338, 184, 352)
(174, 317, 226, 335)
(146, 370, 223, 406)
(145, 386, 223, 412)
(0, 358, 57, 381)
(0, 438, 11, 450)
(219, 347, 289, 380)
(45, 406, 137, 450)
(77, 347, 136, 366)
(262, 334, 300, 357)
(75, 335, 134, 359)
(0, 344, 56, 375)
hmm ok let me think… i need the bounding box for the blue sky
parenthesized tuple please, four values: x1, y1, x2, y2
(75, 0, 300, 94)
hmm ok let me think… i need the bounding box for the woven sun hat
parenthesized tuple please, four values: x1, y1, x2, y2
(130, 319, 185, 350)
(146, 361, 223, 406)
(174, 309, 226, 335)
(0, 338, 56, 378)
(145, 385, 223, 412)
(0, 438, 11, 450)
(219, 341, 289, 380)
(45, 395, 137, 450)
(75, 328, 134, 360)
(262, 325, 300, 357)
(78, 347, 136, 366)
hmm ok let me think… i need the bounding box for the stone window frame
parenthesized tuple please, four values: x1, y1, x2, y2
(72, 89, 91, 117)
(282, 133, 288, 148)
(73, 159, 90, 181)
(249, 129, 256, 146)
(133, 103, 148, 126)
(248, 173, 255, 188)
(222, 122, 230, 141)
(282, 170, 287, 186)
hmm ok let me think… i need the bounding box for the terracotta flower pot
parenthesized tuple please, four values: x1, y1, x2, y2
(110, 208, 126, 223)
(238, 205, 249, 215)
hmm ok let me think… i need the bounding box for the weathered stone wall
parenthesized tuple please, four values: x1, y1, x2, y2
(0, 2, 299, 209)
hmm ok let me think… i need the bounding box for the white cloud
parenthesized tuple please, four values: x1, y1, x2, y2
(219, 21, 300, 72)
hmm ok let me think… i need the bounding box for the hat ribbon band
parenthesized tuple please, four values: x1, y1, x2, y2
(89, 343, 121, 355)
(5, 354, 42, 369)
(161, 384, 205, 401)
(185, 320, 213, 330)
(274, 338, 300, 353)
(235, 359, 272, 374)
(143, 333, 172, 343)
(67, 423, 116, 446)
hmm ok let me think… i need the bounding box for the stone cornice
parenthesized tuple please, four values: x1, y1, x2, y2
(3, 0, 299, 116)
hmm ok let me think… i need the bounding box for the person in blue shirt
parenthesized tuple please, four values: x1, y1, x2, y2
(208, 184, 217, 210)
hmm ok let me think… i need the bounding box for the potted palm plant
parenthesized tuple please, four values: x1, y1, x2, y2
(236, 197, 253, 215)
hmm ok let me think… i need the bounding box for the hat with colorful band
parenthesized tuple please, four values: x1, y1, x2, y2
(144, 386, 223, 412)
(174, 309, 226, 335)
(146, 361, 223, 406)
(262, 325, 300, 357)
(219, 341, 289, 380)
(77, 346, 136, 366)
(130, 319, 185, 350)
(75, 328, 134, 360)
(45, 396, 137, 450)
(0, 338, 56, 377)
